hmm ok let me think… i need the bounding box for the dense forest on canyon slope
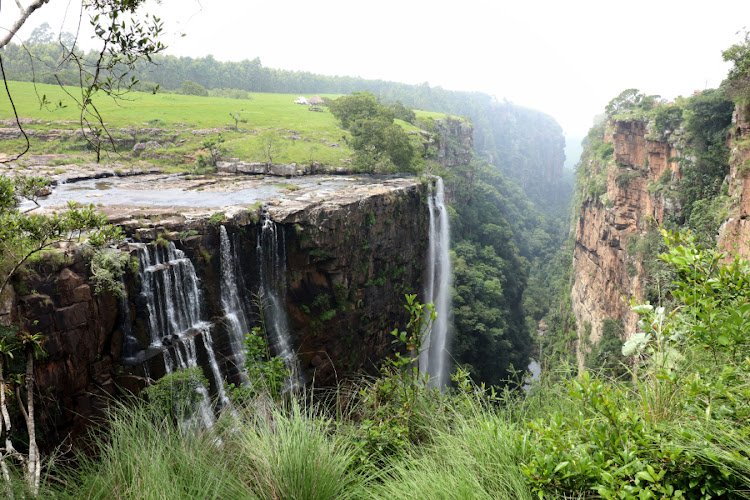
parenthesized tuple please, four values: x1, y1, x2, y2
(0, 18, 749, 498)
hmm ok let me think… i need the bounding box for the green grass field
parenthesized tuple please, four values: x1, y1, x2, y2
(0, 81, 453, 170)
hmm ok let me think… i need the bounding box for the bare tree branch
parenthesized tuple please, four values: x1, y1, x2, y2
(0, 0, 50, 49)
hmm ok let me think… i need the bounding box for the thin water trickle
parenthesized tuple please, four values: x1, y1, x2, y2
(420, 177, 452, 389)
(257, 210, 304, 388)
(219, 225, 249, 372)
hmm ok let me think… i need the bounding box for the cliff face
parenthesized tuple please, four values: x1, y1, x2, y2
(6, 258, 122, 446)
(573, 103, 750, 368)
(434, 117, 473, 168)
(4, 175, 431, 447)
(571, 120, 681, 367)
(719, 106, 750, 258)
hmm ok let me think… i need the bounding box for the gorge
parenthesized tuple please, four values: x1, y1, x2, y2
(6, 24, 750, 495)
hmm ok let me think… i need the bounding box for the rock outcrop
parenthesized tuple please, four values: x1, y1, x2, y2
(434, 118, 473, 167)
(718, 106, 750, 258)
(5, 174, 432, 448)
(7, 256, 123, 448)
(573, 105, 750, 370)
(571, 120, 681, 368)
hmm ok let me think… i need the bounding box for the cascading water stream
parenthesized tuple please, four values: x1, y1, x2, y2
(419, 177, 452, 389)
(219, 225, 249, 373)
(118, 274, 139, 361)
(136, 242, 228, 413)
(137, 243, 205, 345)
(257, 210, 304, 388)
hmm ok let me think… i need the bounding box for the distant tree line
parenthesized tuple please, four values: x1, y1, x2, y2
(1, 37, 565, 203)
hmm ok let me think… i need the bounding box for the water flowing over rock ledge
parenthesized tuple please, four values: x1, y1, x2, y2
(10, 173, 436, 447)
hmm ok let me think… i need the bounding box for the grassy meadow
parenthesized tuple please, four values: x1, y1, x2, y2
(0, 81, 450, 170)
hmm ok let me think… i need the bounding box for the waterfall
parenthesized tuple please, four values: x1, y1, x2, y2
(201, 328, 231, 407)
(136, 242, 227, 413)
(219, 225, 249, 373)
(257, 210, 304, 388)
(137, 243, 205, 345)
(162, 337, 215, 428)
(419, 177, 452, 389)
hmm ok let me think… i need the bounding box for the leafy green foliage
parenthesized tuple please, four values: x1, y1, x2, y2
(89, 250, 135, 299)
(723, 30, 750, 103)
(521, 372, 742, 498)
(660, 229, 750, 361)
(0, 176, 122, 297)
(449, 166, 533, 386)
(605, 88, 659, 119)
(354, 295, 437, 467)
(584, 319, 628, 379)
(576, 119, 612, 202)
(143, 367, 209, 422)
(328, 92, 416, 172)
(677, 88, 734, 224)
(327, 92, 395, 129)
(229, 326, 289, 402)
(649, 103, 684, 139)
(388, 101, 416, 124)
(196, 133, 225, 171)
(523, 232, 750, 498)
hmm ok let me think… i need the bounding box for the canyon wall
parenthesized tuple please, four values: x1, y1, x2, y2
(719, 106, 750, 258)
(3, 177, 431, 448)
(573, 104, 750, 369)
(571, 120, 681, 367)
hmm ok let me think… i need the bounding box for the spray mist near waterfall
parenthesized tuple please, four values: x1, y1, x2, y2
(419, 177, 452, 389)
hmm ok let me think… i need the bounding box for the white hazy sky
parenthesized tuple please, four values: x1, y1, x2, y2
(3, 0, 750, 139)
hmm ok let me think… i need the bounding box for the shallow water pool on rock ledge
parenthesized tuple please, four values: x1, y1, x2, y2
(23, 172, 415, 213)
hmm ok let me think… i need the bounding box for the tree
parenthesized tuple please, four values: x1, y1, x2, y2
(179, 80, 209, 96)
(229, 111, 248, 130)
(328, 91, 395, 129)
(329, 93, 415, 172)
(0, 0, 166, 162)
(722, 30, 750, 102)
(196, 133, 225, 171)
(0, 175, 122, 494)
(257, 130, 286, 165)
(389, 101, 416, 124)
(605, 89, 659, 118)
(27, 22, 53, 45)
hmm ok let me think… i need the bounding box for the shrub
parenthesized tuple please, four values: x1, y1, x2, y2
(143, 367, 211, 423)
(178, 80, 208, 97)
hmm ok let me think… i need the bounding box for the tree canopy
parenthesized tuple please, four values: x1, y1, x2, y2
(328, 92, 416, 172)
(723, 30, 750, 102)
